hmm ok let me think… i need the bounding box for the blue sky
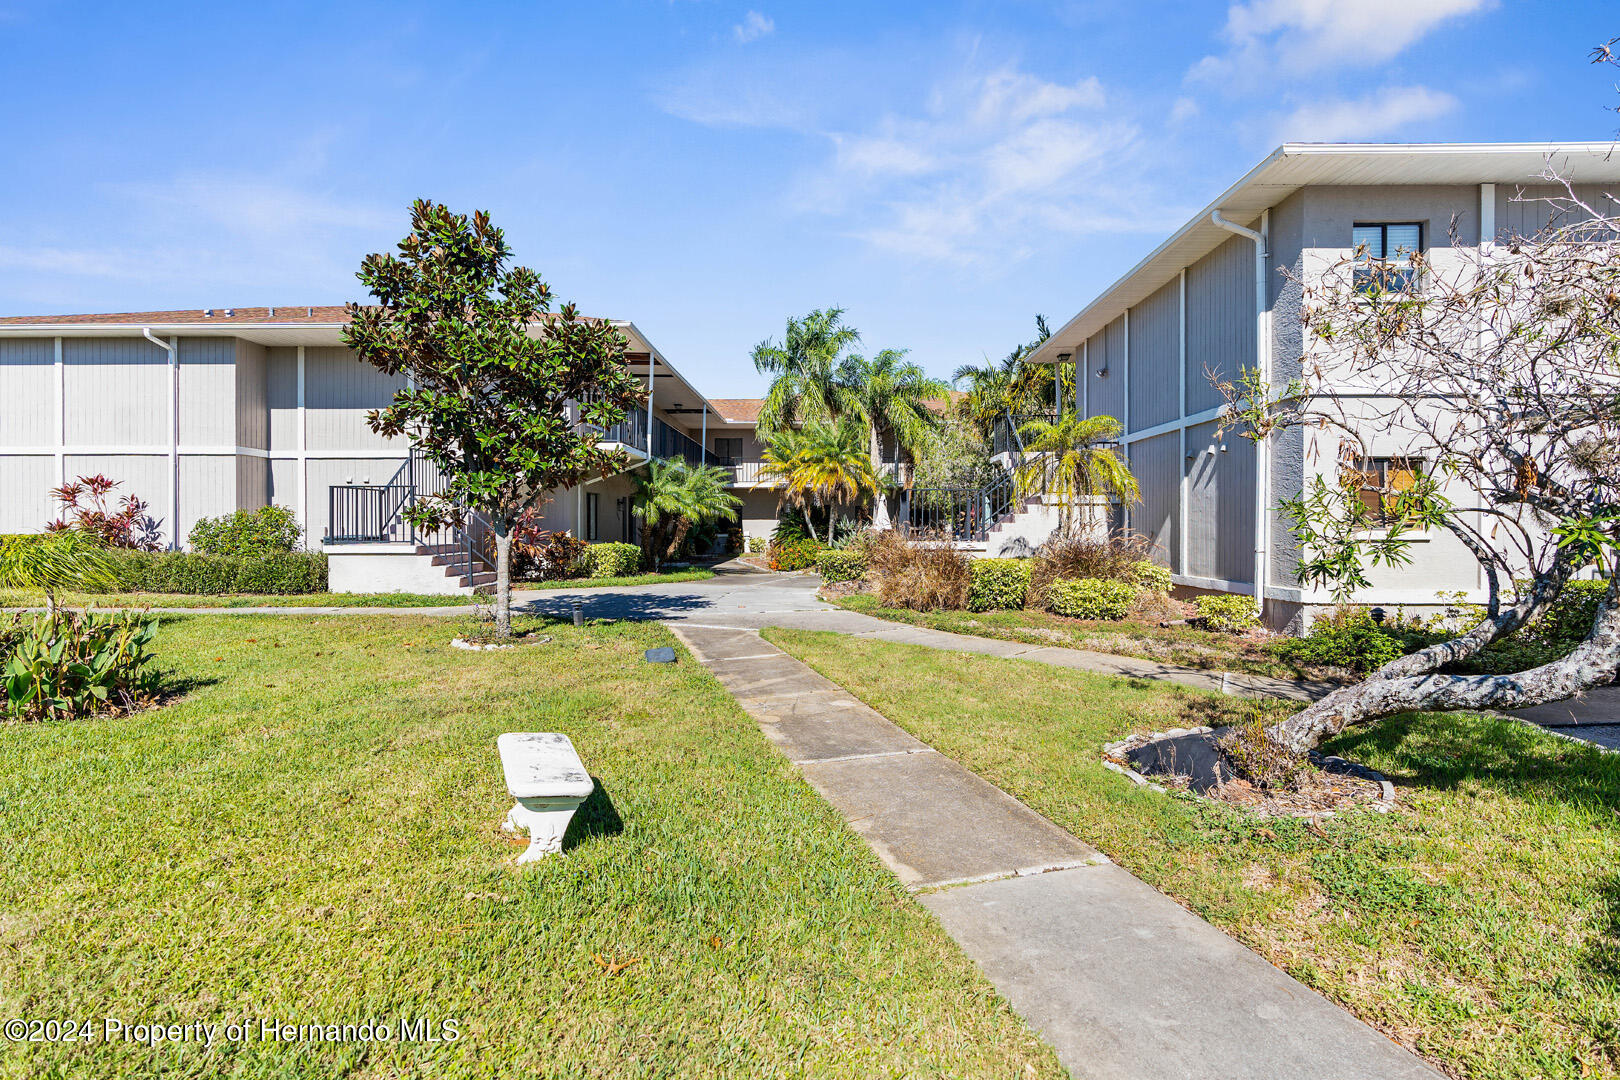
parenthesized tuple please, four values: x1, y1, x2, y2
(2, 1, 1615, 398)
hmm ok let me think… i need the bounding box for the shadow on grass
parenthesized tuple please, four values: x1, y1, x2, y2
(1327, 711, 1620, 810)
(563, 777, 624, 851)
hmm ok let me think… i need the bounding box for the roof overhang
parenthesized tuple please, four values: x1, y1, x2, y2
(1029, 141, 1620, 364)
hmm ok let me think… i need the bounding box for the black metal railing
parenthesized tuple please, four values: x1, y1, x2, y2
(595, 411, 649, 451)
(652, 416, 722, 467)
(897, 470, 1016, 543)
(325, 447, 496, 583)
(992, 410, 1059, 458)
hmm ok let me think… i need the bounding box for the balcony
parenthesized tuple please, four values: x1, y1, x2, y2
(723, 460, 914, 488)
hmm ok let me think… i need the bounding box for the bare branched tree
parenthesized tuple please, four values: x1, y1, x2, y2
(1225, 152, 1620, 752)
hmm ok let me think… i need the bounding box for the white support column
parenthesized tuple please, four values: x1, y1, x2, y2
(1480, 183, 1496, 250)
(296, 345, 308, 542)
(1081, 341, 1088, 418)
(645, 358, 655, 452)
(1121, 310, 1130, 532)
(1073, 351, 1081, 415)
(700, 404, 707, 458)
(53, 337, 64, 485)
(1178, 269, 1188, 575)
(168, 336, 179, 550)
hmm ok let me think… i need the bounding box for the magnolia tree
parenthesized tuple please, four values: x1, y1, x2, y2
(345, 201, 644, 636)
(1226, 174, 1620, 753)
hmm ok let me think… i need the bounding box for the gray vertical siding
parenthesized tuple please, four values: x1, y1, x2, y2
(268, 457, 299, 514)
(178, 455, 236, 541)
(1183, 420, 1255, 585)
(1126, 280, 1179, 432)
(177, 337, 236, 446)
(267, 346, 300, 451)
(236, 455, 269, 512)
(0, 339, 55, 447)
(1184, 232, 1255, 416)
(0, 455, 59, 531)
(234, 340, 268, 450)
(1495, 182, 1618, 240)
(304, 346, 406, 452)
(63, 337, 171, 446)
(62, 453, 169, 523)
(1129, 432, 1180, 569)
(1085, 317, 1126, 421)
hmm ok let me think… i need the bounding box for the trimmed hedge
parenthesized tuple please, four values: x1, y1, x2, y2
(816, 549, 867, 584)
(1046, 578, 1136, 620)
(580, 542, 641, 579)
(967, 558, 1031, 612)
(103, 550, 327, 595)
(1195, 593, 1259, 633)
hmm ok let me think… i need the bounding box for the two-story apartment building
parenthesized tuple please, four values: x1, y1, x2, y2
(0, 307, 762, 591)
(1027, 142, 1620, 630)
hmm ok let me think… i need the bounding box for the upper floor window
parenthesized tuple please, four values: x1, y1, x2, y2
(1352, 222, 1422, 294)
(712, 436, 743, 464)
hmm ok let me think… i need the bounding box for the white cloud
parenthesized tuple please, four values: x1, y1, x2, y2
(1169, 96, 1200, 124)
(1276, 84, 1458, 141)
(809, 67, 1151, 263)
(732, 10, 774, 44)
(1191, 0, 1492, 84)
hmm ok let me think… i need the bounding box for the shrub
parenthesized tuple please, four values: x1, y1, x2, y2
(1219, 712, 1308, 790)
(581, 542, 641, 578)
(768, 537, 824, 572)
(1270, 613, 1412, 673)
(1132, 560, 1173, 594)
(2, 609, 162, 721)
(1519, 579, 1609, 651)
(747, 535, 770, 554)
(103, 550, 327, 595)
(189, 506, 302, 556)
(816, 549, 868, 584)
(1029, 532, 1153, 609)
(1045, 577, 1136, 620)
(1195, 594, 1259, 633)
(46, 474, 163, 550)
(968, 558, 1031, 611)
(866, 532, 971, 611)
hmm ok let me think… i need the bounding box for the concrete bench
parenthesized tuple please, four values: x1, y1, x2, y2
(497, 732, 595, 864)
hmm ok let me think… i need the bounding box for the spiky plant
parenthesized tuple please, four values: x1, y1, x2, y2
(1014, 413, 1139, 536)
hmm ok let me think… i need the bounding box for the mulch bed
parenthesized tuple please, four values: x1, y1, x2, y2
(1105, 727, 1396, 818)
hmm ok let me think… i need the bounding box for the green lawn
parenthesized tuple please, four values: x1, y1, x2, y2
(0, 614, 1059, 1079)
(829, 593, 1320, 679)
(0, 570, 714, 610)
(765, 627, 1620, 1080)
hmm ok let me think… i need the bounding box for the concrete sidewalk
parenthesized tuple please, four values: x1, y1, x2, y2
(670, 621, 1440, 1080)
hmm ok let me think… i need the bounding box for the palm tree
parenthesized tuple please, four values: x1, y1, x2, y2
(0, 532, 113, 617)
(761, 422, 877, 544)
(952, 314, 1056, 442)
(836, 348, 949, 530)
(630, 458, 741, 568)
(1013, 414, 1139, 536)
(751, 308, 861, 436)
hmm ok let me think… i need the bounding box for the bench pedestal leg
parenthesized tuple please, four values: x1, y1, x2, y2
(503, 796, 584, 864)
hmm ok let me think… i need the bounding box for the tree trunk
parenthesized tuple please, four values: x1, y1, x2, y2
(493, 519, 512, 638)
(1269, 578, 1620, 753)
(667, 518, 691, 562)
(870, 426, 892, 531)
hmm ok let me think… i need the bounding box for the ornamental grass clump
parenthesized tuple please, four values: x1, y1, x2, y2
(866, 532, 971, 611)
(1028, 532, 1153, 610)
(2, 609, 163, 722)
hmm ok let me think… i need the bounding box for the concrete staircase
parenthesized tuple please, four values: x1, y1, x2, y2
(418, 542, 496, 593)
